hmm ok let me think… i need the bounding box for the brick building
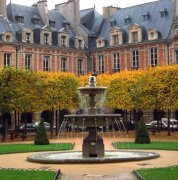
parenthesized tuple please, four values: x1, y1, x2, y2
(0, 0, 178, 126)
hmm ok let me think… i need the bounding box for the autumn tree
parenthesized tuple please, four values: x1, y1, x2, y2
(38, 72, 80, 137)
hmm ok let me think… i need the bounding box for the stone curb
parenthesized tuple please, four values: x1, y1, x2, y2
(132, 170, 145, 180)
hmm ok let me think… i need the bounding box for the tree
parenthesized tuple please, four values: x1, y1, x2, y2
(135, 118, 150, 144)
(38, 72, 80, 137)
(0, 67, 45, 141)
(34, 119, 49, 145)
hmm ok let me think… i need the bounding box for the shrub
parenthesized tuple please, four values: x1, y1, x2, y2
(135, 118, 150, 144)
(34, 119, 49, 145)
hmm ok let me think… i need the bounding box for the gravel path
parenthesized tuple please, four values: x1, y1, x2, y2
(1, 136, 178, 179)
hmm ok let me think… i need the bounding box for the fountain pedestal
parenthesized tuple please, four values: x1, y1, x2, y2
(82, 128, 104, 157)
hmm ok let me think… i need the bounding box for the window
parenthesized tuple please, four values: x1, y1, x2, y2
(44, 33, 49, 45)
(78, 40, 83, 49)
(131, 50, 139, 70)
(97, 55, 104, 74)
(150, 48, 158, 67)
(175, 50, 178, 64)
(160, 8, 168, 18)
(143, 12, 150, 21)
(124, 16, 131, 25)
(113, 53, 120, 73)
(16, 16, 24, 23)
(5, 35, 11, 42)
(110, 19, 116, 27)
(26, 33, 31, 43)
(32, 15, 40, 25)
(61, 57, 68, 72)
(49, 21, 56, 28)
(4, 54, 11, 67)
(132, 32, 138, 42)
(174, 25, 178, 36)
(25, 54, 32, 70)
(112, 35, 119, 46)
(78, 59, 84, 75)
(43, 56, 50, 71)
(61, 36, 66, 47)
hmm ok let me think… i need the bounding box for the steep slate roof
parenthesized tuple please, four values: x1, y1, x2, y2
(0, 16, 12, 34)
(99, 0, 174, 45)
(5, 3, 76, 43)
(7, 3, 44, 32)
(80, 8, 104, 36)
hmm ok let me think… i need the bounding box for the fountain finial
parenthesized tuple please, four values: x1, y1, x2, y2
(89, 75, 96, 87)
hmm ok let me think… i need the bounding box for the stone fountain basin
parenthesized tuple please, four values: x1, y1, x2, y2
(78, 87, 107, 95)
(64, 114, 121, 127)
(27, 150, 160, 164)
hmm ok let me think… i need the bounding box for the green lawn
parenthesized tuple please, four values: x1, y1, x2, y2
(0, 169, 57, 180)
(0, 143, 73, 154)
(137, 166, 178, 180)
(113, 141, 178, 150)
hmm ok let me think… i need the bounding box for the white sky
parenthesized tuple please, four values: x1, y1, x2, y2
(7, 0, 155, 14)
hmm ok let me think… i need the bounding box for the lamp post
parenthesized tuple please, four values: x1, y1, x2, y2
(16, 43, 20, 69)
(165, 41, 170, 65)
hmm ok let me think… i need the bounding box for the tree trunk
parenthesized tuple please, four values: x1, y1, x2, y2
(124, 110, 128, 133)
(167, 109, 171, 136)
(2, 112, 8, 142)
(50, 108, 54, 138)
(156, 110, 161, 132)
(55, 109, 58, 136)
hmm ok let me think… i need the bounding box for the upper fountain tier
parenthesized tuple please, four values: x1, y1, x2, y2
(78, 75, 107, 95)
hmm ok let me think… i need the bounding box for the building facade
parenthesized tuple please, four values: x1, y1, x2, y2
(0, 0, 178, 125)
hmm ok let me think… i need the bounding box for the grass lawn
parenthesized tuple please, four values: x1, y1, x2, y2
(137, 166, 178, 180)
(0, 168, 57, 180)
(113, 141, 178, 150)
(0, 143, 73, 154)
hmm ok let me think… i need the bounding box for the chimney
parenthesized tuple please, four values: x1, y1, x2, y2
(55, 0, 80, 33)
(37, 0, 49, 26)
(173, 0, 178, 20)
(0, 0, 7, 17)
(103, 6, 120, 19)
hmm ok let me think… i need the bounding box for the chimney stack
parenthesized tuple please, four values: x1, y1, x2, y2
(173, 0, 178, 20)
(0, 0, 7, 18)
(37, 0, 49, 26)
(103, 6, 120, 19)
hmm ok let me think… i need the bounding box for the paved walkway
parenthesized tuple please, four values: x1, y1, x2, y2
(0, 136, 178, 179)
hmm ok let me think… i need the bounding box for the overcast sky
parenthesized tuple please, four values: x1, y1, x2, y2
(7, 0, 155, 14)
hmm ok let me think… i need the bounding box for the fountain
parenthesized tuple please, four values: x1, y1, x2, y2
(27, 75, 159, 163)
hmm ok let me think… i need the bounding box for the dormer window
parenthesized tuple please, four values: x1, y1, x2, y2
(143, 12, 150, 21)
(63, 20, 70, 30)
(96, 37, 105, 48)
(78, 39, 82, 49)
(22, 28, 33, 43)
(124, 16, 131, 25)
(109, 27, 123, 46)
(174, 25, 178, 37)
(44, 33, 49, 45)
(61, 35, 67, 47)
(128, 24, 142, 43)
(49, 20, 56, 28)
(32, 15, 40, 25)
(26, 33, 31, 43)
(15, 14, 24, 23)
(131, 32, 138, 42)
(75, 36, 84, 49)
(110, 18, 116, 27)
(58, 28, 69, 47)
(160, 8, 168, 18)
(148, 29, 159, 40)
(3, 32, 13, 42)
